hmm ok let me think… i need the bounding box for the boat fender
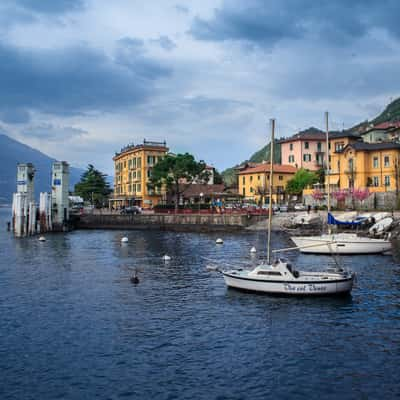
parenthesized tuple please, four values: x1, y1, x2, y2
(293, 270, 299, 278)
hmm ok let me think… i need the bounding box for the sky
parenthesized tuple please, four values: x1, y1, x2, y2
(1, 0, 400, 176)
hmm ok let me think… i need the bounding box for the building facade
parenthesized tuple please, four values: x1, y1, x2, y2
(328, 132, 360, 187)
(331, 142, 400, 193)
(280, 128, 326, 171)
(112, 140, 168, 208)
(238, 163, 297, 204)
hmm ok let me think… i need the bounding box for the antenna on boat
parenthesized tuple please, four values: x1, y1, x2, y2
(267, 118, 275, 265)
(325, 111, 331, 235)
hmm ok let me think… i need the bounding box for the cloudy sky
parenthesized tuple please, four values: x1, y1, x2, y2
(1, 0, 400, 175)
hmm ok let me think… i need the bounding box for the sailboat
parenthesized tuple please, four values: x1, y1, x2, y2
(221, 119, 355, 296)
(290, 112, 391, 255)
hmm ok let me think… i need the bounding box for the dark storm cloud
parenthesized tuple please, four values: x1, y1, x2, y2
(8, 0, 85, 14)
(0, 40, 171, 122)
(21, 123, 87, 141)
(190, 0, 400, 47)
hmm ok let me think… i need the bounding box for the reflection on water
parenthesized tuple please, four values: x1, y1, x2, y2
(0, 208, 399, 400)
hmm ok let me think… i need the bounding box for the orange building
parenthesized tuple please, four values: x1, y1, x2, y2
(111, 140, 168, 209)
(238, 163, 297, 204)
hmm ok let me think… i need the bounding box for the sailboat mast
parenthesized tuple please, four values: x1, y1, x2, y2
(267, 118, 275, 265)
(325, 111, 331, 234)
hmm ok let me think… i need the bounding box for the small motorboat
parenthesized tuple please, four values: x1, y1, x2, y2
(222, 259, 354, 296)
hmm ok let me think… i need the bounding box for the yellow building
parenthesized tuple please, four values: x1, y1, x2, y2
(238, 163, 297, 204)
(111, 140, 168, 209)
(327, 132, 360, 188)
(332, 142, 400, 193)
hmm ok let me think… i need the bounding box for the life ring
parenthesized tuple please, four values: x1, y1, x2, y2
(293, 270, 299, 278)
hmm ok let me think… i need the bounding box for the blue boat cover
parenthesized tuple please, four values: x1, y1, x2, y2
(327, 212, 367, 226)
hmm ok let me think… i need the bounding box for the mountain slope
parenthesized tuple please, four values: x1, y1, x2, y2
(0, 134, 84, 204)
(222, 141, 281, 186)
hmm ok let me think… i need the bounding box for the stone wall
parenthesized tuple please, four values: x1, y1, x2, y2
(76, 213, 265, 232)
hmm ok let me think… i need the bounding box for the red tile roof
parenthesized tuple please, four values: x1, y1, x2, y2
(238, 163, 297, 175)
(374, 121, 400, 130)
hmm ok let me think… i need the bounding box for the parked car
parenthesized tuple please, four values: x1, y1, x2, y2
(294, 203, 306, 211)
(273, 204, 288, 212)
(120, 206, 142, 215)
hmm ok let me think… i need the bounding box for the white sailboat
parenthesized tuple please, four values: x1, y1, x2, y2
(290, 112, 391, 255)
(222, 119, 355, 296)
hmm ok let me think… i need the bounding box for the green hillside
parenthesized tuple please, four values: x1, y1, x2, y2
(222, 141, 281, 187)
(372, 97, 400, 124)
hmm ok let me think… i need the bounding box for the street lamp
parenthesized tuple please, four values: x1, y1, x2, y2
(199, 192, 204, 213)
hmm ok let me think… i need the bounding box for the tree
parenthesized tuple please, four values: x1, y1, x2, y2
(74, 164, 111, 207)
(150, 153, 209, 211)
(213, 169, 223, 184)
(286, 168, 319, 196)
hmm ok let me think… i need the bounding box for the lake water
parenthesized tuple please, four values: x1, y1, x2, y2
(0, 207, 399, 400)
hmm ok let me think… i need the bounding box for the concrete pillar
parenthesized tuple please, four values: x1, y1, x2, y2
(51, 161, 70, 227)
(14, 193, 26, 237)
(39, 192, 52, 232)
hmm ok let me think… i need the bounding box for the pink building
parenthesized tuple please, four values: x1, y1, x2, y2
(279, 128, 326, 171)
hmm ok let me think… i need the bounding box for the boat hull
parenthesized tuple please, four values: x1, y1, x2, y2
(222, 272, 354, 296)
(291, 235, 391, 254)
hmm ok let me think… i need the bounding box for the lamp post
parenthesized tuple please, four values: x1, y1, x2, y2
(199, 192, 204, 213)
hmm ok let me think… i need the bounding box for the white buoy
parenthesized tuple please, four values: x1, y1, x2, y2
(250, 246, 257, 253)
(38, 236, 46, 242)
(121, 237, 129, 243)
(216, 238, 224, 244)
(163, 255, 171, 261)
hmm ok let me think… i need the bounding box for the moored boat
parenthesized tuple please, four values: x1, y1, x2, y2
(222, 260, 354, 296)
(291, 233, 391, 254)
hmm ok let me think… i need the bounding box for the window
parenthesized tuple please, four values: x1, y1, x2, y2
(147, 169, 152, 178)
(137, 184, 141, 192)
(257, 271, 282, 276)
(317, 142, 322, 151)
(250, 176, 253, 182)
(133, 171, 136, 179)
(289, 143, 293, 151)
(277, 186, 284, 193)
(288, 155, 295, 163)
(128, 159, 132, 168)
(303, 154, 311, 162)
(133, 184, 136, 192)
(373, 176, 379, 187)
(385, 176, 390, 186)
(304, 142, 309, 149)
(373, 157, 379, 168)
(242, 176, 245, 185)
(242, 188, 245, 196)
(250, 187, 253, 193)
(128, 172, 132, 180)
(133, 158, 136, 168)
(128, 184, 132, 192)
(278, 175, 283, 181)
(258, 175, 260, 181)
(348, 159, 354, 171)
(123, 161, 126, 168)
(384, 156, 390, 167)
(137, 157, 142, 168)
(335, 142, 345, 152)
(147, 155, 154, 165)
